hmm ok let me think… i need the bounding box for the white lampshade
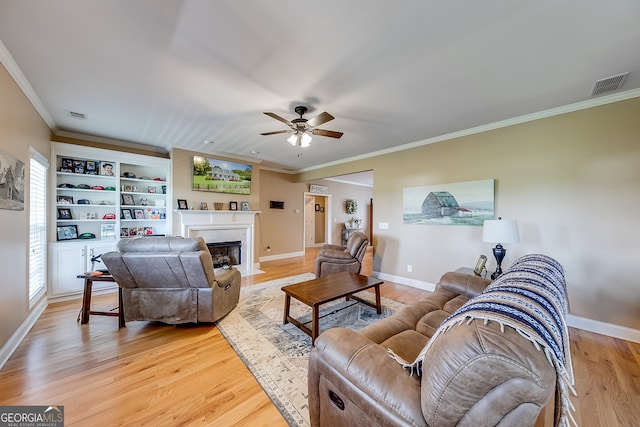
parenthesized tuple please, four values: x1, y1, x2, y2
(287, 132, 312, 148)
(483, 218, 520, 244)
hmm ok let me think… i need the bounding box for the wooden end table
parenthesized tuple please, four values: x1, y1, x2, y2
(78, 273, 125, 328)
(281, 271, 383, 345)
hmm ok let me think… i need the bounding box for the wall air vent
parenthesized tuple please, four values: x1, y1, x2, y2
(68, 110, 88, 120)
(591, 72, 629, 96)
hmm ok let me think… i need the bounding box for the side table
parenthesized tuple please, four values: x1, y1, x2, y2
(77, 273, 125, 328)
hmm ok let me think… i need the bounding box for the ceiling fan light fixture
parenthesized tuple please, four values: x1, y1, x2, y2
(287, 131, 312, 148)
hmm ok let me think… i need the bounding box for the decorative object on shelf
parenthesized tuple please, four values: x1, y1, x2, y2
(122, 171, 136, 178)
(482, 217, 520, 279)
(121, 194, 135, 205)
(121, 209, 133, 220)
(85, 160, 98, 175)
(310, 184, 329, 194)
(78, 232, 96, 239)
(192, 155, 252, 195)
(403, 179, 495, 226)
(148, 186, 156, 193)
(133, 209, 145, 219)
(214, 202, 224, 210)
(100, 162, 115, 176)
(139, 197, 148, 206)
(77, 199, 91, 204)
(345, 199, 357, 214)
(57, 208, 72, 219)
(57, 195, 73, 204)
(240, 201, 250, 211)
(57, 225, 78, 241)
(60, 158, 73, 172)
(229, 201, 238, 211)
(177, 199, 188, 210)
(200, 202, 208, 210)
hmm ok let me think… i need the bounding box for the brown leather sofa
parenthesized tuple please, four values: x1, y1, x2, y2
(102, 236, 241, 324)
(308, 271, 559, 426)
(315, 231, 369, 278)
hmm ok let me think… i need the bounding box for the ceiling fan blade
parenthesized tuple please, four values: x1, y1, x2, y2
(264, 112, 292, 126)
(311, 128, 344, 139)
(260, 130, 292, 136)
(307, 112, 334, 128)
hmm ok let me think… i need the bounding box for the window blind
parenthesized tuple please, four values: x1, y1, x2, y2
(29, 148, 48, 305)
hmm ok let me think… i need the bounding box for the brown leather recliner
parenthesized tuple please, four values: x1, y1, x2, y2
(314, 231, 369, 278)
(308, 271, 559, 426)
(102, 236, 241, 324)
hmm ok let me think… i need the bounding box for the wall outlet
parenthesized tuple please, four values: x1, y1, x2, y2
(266, 246, 271, 252)
(407, 264, 413, 272)
(379, 222, 389, 229)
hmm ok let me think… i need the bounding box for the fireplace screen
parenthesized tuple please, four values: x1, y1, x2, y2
(207, 241, 242, 268)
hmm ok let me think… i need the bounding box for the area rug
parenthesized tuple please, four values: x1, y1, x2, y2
(216, 273, 404, 426)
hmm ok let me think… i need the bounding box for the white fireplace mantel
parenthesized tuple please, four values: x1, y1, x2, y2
(177, 210, 261, 275)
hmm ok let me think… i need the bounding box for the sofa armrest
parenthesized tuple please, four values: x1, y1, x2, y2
(321, 243, 346, 252)
(436, 272, 491, 298)
(317, 249, 357, 262)
(309, 328, 425, 426)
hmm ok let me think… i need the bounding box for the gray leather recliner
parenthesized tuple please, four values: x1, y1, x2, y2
(315, 231, 369, 278)
(102, 236, 241, 324)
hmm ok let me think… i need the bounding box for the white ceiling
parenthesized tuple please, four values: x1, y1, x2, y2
(1, 1, 639, 173)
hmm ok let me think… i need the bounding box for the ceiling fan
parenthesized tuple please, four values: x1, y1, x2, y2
(260, 106, 343, 148)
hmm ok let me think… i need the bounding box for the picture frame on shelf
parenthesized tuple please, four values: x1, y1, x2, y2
(121, 208, 133, 220)
(100, 162, 115, 176)
(73, 160, 86, 174)
(133, 209, 145, 219)
(144, 227, 154, 235)
(177, 199, 188, 210)
(60, 158, 73, 172)
(200, 202, 208, 210)
(229, 201, 238, 211)
(101, 224, 116, 240)
(120, 227, 130, 237)
(240, 201, 250, 211)
(57, 195, 74, 204)
(85, 160, 98, 174)
(57, 225, 78, 241)
(57, 208, 72, 220)
(121, 194, 135, 205)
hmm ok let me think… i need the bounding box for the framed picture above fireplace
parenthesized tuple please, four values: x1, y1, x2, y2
(192, 155, 252, 195)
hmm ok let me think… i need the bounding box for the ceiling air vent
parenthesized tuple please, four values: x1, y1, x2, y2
(591, 72, 629, 96)
(68, 110, 88, 120)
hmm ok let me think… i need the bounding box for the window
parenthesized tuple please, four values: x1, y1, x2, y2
(29, 148, 48, 306)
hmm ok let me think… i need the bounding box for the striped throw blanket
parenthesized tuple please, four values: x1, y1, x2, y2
(388, 254, 577, 427)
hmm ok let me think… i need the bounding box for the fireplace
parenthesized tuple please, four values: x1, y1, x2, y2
(207, 241, 242, 268)
(178, 210, 260, 275)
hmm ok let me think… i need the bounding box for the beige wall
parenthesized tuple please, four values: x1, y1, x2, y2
(298, 97, 640, 331)
(0, 62, 51, 349)
(257, 171, 373, 257)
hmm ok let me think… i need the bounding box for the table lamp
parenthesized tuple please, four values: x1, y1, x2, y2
(482, 217, 520, 280)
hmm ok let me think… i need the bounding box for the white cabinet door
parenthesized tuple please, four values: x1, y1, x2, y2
(48, 242, 87, 297)
(48, 241, 118, 298)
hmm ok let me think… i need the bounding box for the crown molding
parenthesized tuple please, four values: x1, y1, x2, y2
(0, 39, 57, 131)
(299, 88, 640, 174)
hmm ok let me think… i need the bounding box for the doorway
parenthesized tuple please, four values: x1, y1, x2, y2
(304, 193, 331, 248)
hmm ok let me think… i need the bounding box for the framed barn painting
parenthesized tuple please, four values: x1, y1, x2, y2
(403, 179, 494, 226)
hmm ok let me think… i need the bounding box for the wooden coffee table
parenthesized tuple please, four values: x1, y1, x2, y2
(281, 271, 384, 345)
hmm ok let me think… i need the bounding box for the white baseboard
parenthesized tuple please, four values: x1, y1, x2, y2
(259, 251, 305, 263)
(0, 297, 48, 370)
(373, 270, 640, 344)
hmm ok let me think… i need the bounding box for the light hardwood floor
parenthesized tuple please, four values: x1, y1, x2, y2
(0, 247, 638, 426)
